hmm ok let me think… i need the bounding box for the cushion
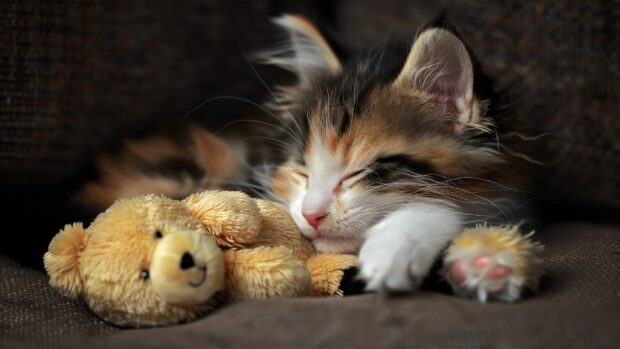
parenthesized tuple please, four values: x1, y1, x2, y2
(2, 222, 619, 348)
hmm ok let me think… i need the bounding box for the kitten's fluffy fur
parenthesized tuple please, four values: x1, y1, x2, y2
(79, 15, 538, 296)
(78, 125, 249, 210)
(261, 15, 532, 291)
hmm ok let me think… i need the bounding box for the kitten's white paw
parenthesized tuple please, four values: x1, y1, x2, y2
(356, 203, 462, 293)
(358, 232, 434, 293)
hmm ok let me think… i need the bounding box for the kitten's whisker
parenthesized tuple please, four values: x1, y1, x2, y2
(445, 176, 516, 191)
(215, 118, 305, 146)
(242, 136, 301, 155)
(503, 131, 555, 141)
(500, 144, 550, 166)
(180, 95, 306, 148)
(231, 32, 303, 135)
(181, 95, 270, 122)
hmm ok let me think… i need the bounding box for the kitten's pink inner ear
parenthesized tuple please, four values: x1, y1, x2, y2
(395, 28, 478, 129)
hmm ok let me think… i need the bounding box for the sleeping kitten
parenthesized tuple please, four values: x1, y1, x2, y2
(260, 15, 539, 295)
(79, 14, 541, 301)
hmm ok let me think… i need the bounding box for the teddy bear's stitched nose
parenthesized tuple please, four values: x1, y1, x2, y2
(180, 252, 195, 270)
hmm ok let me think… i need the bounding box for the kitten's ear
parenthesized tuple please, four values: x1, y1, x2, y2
(259, 14, 342, 86)
(395, 28, 481, 130)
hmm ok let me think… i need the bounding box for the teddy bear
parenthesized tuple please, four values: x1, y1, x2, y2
(44, 190, 357, 328)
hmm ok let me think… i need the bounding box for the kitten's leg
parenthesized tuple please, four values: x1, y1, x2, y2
(443, 225, 543, 302)
(358, 202, 463, 292)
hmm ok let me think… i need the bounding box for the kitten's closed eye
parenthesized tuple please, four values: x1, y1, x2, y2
(290, 170, 309, 188)
(292, 168, 366, 190)
(292, 170, 309, 179)
(338, 169, 366, 188)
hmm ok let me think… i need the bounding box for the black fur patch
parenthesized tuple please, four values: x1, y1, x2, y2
(337, 109, 352, 136)
(339, 267, 366, 296)
(365, 154, 439, 186)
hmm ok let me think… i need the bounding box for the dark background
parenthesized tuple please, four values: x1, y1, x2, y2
(1, 0, 618, 268)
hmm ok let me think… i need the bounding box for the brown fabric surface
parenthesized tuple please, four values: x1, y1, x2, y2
(2, 222, 619, 349)
(0, 0, 313, 190)
(0, 254, 118, 348)
(1, 0, 618, 214)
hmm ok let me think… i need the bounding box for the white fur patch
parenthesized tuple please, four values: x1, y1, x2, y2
(358, 202, 463, 292)
(285, 136, 404, 254)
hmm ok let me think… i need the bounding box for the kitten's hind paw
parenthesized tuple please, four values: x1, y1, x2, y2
(443, 225, 543, 302)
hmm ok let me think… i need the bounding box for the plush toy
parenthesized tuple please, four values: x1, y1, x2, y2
(44, 191, 357, 327)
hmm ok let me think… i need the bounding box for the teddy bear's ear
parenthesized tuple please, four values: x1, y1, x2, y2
(44, 223, 89, 298)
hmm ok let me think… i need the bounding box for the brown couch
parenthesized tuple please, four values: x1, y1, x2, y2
(1, 1, 618, 348)
(2, 223, 619, 349)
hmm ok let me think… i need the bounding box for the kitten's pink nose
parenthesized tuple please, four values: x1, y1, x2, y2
(302, 187, 333, 229)
(303, 212, 328, 229)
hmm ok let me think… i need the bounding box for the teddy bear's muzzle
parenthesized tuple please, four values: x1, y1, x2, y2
(149, 230, 225, 306)
(177, 252, 208, 287)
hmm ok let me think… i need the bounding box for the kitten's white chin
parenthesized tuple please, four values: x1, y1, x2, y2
(312, 236, 361, 254)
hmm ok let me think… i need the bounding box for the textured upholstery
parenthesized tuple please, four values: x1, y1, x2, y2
(0, 1, 618, 348)
(2, 223, 619, 349)
(1, 0, 618, 215)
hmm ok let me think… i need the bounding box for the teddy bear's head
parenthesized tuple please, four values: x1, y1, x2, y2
(44, 195, 226, 327)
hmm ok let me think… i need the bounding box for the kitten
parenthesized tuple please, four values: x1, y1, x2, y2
(260, 15, 537, 294)
(79, 15, 541, 301)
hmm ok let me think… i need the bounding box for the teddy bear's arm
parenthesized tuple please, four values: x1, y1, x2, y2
(183, 191, 262, 248)
(306, 254, 358, 296)
(222, 247, 312, 299)
(442, 225, 544, 302)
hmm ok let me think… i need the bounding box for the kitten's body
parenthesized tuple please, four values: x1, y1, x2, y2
(80, 15, 541, 300)
(263, 15, 536, 292)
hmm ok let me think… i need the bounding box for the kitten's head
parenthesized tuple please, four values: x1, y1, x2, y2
(260, 15, 511, 253)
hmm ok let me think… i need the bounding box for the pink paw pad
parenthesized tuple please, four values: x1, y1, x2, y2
(449, 260, 468, 285)
(449, 255, 512, 286)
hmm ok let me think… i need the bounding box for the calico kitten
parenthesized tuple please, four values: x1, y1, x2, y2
(260, 15, 540, 296)
(79, 14, 542, 301)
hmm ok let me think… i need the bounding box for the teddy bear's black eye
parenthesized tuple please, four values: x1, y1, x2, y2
(140, 270, 150, 281)
(154, 231, 163, 239)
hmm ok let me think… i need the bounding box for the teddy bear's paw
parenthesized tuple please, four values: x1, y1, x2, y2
(443, 225, 543, 303)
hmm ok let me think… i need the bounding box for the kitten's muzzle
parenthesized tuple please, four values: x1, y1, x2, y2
(303, 212, 328, 229)
(302, 187, 333, 230)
